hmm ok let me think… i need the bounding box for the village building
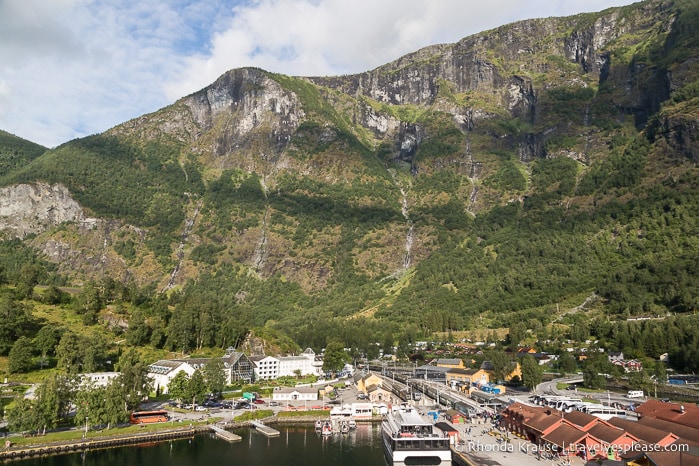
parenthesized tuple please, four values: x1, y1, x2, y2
(147, 350, 254, 394)
(366, 384, 393, 403)
(250, 348, 323, 381)
(445, 368, 489, 390)
(271, 386, 318, 402)
(434, 358, 464, 369)
(354, 373, 383, 394)
(501, 400, 699, 464)
(250, 355, 279, 380)
(480, 360, 522, 383)
(80, 372, 120, 388)
(635, 399, 699, 431)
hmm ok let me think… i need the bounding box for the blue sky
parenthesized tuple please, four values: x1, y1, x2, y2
(0, 0, 638, 148)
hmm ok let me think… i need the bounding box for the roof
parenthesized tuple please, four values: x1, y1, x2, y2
(562, 410, 601, 431)
(446, 368, 482, 376)
(415, 366, 451, 374)
(524, 410, 564, 434)
(275, 386, 318, 394)
(434, 421, 458, 433)
(620, 450, 699, 466)
(367, 384, 390, 394)
(587, 422, 635, 444)
(436, 358, 462, 365)
(636, 400, 699, 430)
(501, 402, 543, 420)
(637, 416, 699, 445)
(148, 360, 190, 375)
(278, 355, 309, 362)
(540, 423, 590, 448)
(608, 417, 679, 446)
(480, 360, 494, 371)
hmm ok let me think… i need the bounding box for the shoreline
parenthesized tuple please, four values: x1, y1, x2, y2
(0, 416, 382, 462)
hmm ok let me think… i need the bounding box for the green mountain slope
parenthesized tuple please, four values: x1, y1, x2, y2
(0, 0, 698, 351)
(0, 130, 47, 176)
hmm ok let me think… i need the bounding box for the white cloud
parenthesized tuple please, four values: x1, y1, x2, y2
(1, 0, 636, 148)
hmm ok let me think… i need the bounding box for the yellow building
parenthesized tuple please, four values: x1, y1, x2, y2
(435, 358, 465, 369)
(445, 368, 490, 390)
(356, 373, 383, 394)
(480, 360, 522, 383)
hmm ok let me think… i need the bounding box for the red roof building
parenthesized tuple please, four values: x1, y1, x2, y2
(636, 399, 699, 430)
(608, 416, 680, 448)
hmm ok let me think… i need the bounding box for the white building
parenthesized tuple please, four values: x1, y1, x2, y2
(148, 360, 197, 395)
(148, 351, 255, 394)
(81, 372, 120, 388)
(252, 348, 324, 381)
(271, 386, 318, 402)
(252, 355, 280, 380)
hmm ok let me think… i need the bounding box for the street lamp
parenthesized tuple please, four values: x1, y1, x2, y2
(85, 417, 89, 437)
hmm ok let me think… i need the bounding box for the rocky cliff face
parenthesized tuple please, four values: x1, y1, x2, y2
(0, 0, 696, 293)
(0, 183, 86, 239)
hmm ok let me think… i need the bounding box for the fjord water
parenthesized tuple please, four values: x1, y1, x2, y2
(14, 424, 386, 466)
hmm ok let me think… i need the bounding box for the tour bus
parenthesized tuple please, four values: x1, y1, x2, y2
(626, 390, 644, 399)
(129, 410, 170, 424)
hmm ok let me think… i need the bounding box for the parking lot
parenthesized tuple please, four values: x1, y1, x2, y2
(146, 381, 363, 422)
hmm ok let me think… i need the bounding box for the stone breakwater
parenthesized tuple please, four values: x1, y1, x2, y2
(0, 426, 207, 462)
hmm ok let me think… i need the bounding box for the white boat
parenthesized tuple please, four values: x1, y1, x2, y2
(381, 404, 451, 465)
(321, 421, 333, 436)
(348, 419, 357, 430)
(315, 420, 323, 430)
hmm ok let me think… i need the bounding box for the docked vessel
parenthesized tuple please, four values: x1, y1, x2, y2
(381, 404, 451, 465)
(321, 420, 333, 436)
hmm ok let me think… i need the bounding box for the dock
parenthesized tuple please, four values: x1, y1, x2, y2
(0, 426, 204, 462)
(249, 420, 280, 438)
(211, 425, 241, 443)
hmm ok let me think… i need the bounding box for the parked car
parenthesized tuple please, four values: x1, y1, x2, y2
(253, 399, 266, 404)
(269, 401, 280, 407)
(195, 405, 208, 412)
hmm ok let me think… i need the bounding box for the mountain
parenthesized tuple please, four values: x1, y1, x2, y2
(1, 0, 698, 348)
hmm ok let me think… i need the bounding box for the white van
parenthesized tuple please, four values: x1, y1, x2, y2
(627, 390, 644, 399)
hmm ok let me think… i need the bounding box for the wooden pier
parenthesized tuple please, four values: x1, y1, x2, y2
(249, 420, 280, 438)
(210, 425, 241, 443)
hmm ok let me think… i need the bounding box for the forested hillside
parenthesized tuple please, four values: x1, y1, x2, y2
(0, 0, 698, 380)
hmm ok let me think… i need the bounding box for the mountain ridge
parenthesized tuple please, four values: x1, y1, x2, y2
(0, 0, 697, 345)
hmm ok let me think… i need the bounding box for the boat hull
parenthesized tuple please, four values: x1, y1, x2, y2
(381, 424, 451, 466)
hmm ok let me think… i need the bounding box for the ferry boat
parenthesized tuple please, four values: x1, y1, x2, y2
(381, 404, 451, 465)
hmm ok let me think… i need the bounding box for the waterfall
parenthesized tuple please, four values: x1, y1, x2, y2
(400, 187, 414, 269)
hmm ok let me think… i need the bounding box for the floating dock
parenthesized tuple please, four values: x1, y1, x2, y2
(249, 420, 280, 438)
(210, 425, 241, 443)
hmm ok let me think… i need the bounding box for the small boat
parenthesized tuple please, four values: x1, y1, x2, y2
(321, 421, 333, 436)
(315, 420, 323, 430)
(348, 419, 357, 430)
(340, 422, 349, 434)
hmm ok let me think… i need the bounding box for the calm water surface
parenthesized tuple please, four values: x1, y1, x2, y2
(14, 424, 387, 466)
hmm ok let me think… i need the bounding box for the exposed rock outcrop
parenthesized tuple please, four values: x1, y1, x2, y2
(0, 183, 86, 238)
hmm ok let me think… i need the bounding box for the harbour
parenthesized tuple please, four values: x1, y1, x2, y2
(5, 424, 386, 466)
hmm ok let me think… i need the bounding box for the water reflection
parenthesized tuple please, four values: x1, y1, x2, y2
(13, 424, 386, 466)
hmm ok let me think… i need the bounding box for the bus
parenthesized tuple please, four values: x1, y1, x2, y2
(129, 410, 170, 424)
